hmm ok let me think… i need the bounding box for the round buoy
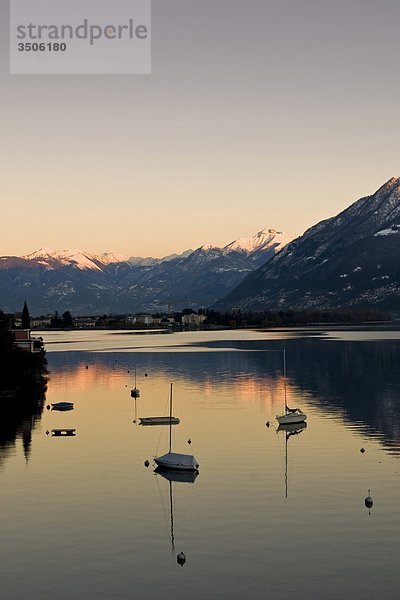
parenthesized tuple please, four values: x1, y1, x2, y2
(365, 490, 373, 509)
(86, 365, 88, 370)
(144, 460, 150, 468)
(128, 370, 130, 373)
(145, 373, 148, 377)
(360, 448, 365, 453)
(177, 552, 186, 566)
(187, 439, 192, 445)
(266, 421, 270, 428)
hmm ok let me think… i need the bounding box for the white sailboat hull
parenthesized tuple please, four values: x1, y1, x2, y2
(277, 413, 307, 425)
(154, 452, 199, 471)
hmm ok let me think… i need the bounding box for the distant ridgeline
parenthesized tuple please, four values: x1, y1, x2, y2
(0, 308, 47, 397)
(204, 308, 391, 328)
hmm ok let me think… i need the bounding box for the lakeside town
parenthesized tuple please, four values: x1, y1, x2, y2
(4, 303, 392, 334)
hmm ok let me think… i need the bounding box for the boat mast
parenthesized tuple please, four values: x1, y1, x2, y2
(283, 349, 288, 412)
(169, 383, 173, 453)
(285, 431, 288, 499)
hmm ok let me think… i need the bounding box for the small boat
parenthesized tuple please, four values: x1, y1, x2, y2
(155, 452, 198, 470)
(139, 416, 180, 426)
(130, 366, 140, 398)
(154, 383, 199, 472)
(277, 408, 307, 425)
(47, 402, 74, 411)
(276, 350, 307, 425)
(48, 428, 76, 437)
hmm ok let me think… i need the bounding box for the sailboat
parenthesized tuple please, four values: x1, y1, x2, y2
(276, 349, 307, 425)
(130, 366, 140, 398)
(277, 421, 307, 498)
(154, 383, 199, 471)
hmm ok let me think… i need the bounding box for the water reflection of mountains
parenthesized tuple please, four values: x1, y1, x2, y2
(50, 336, 400, 454)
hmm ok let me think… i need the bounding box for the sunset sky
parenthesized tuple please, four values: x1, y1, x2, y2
(1, 0, 400, 257)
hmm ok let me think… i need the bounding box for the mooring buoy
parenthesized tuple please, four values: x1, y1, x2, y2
(177, 552, 186, 566)
(365, 489, 373, 514)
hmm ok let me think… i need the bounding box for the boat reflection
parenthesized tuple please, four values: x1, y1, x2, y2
(155, 466, 199, 484)
(276, 421, 307, 498)
(154, 466, 198, 565)
(277, 422, 307, 435)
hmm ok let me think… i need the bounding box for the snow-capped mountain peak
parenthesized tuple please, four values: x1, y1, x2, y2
(223, 228, 293, 256)
(97, 251, 128, 265)
(21, 247, 126, 271)
(199, 243, 222, 251)
(23, 246, 57, 259)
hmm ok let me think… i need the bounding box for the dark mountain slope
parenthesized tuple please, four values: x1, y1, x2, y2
(215, 178, 400, 312)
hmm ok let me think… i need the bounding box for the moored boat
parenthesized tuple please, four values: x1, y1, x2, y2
(130, 366, 140, 398)
(277, 408, 307, 425)
(140, 416, 180, 426)
(154, 383, 199, 472)
(276, 350, 307, 425)
(155, 451, 198, 471)
(47, 402, 74, 411)
(47, 428, 76, 437)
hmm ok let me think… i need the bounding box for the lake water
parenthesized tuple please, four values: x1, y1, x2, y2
(1, 328, 400, 599)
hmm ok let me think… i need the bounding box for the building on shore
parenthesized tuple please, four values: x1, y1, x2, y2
(11, 329, 43, 353)
(181, 313, 207, 327)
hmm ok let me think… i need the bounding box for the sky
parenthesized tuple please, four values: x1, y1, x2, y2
(1, 0, 400, 258)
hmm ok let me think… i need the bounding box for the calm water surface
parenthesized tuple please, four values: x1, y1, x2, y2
(1, 328, 400, 599)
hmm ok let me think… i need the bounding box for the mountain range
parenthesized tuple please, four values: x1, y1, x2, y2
(3, 177, 400, 316)
(0, 228, 291, 315)
(216, 177, 400, 312)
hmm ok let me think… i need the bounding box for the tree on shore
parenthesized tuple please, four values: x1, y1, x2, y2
(62, 311, 73, 328)
(50, 312, 63, 328)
